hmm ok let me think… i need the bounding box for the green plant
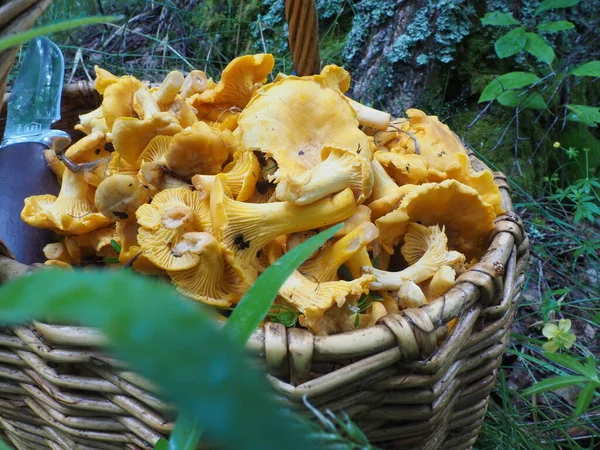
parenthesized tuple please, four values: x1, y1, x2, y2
(477, 0, 600, 147)
(522, 352, 600, 417)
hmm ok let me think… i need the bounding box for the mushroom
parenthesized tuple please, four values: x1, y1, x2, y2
(94, 65, 119, 95)
(75, 106, 105, 135)
(135, 135, 190, 195)
(21, 169, 110, 235)
(367, 159, 415, 220)
(300, 222, 379, 282)
(279, 271, 375, 335)
(181, 70, 215, 98)
(421, 265, 456, 302)
(446, 153, 505, 215)
(44, 149, 66, 182)
(188, 53, 275, 112)
(376, 179, 496, 260)
(341, 301, 388, 331)
(101, 75, 145, 129)
(375, 151, 446, 185)
(397, 281, 428, 309)
(114, 221, 165, 276)
(165, 121, 239, 179)
(44, 260, 72, 269)
(111, 88, 183, 166)
(136, 188, 212, 271)
(389, 109, 466, 174)
(153, 71, 185, 110)
(235, 69, 374, 183)
(43, 242, 70, 263)
(210, 175, 358, 285)
(167, 232, 246, 307)
(344, 247, 373, 279)
(275, 145, 374, 205)
(363, 223, 465, 290)
(192, 150, 260, 201)
(94, 174, 150, 222)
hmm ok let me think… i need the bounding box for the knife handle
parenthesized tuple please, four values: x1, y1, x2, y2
(0, 143, 60, 265)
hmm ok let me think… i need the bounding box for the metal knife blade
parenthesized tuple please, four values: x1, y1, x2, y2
(0, 37, 72, 264)
(1, 37, 71, 150)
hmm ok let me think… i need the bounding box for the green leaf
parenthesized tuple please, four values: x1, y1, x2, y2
(224, 223, 342, 347)
(0, 441, 12, 450)
(544, 352, 589, 376)
(154, 439, 168, 450)
(0, 270, 310, 450)
(0, 16, 120, 52)
(565, 104, 600, 126)
(168, 415, 203, 450)
(497, 91, 547, 109)
(521, 375, 589, 396)
(478, 72, 540, 102)
(110, 239, 122, 254)
(535, 0, 581, 15)
(574, 382, 598, 416)
(537, 20, 575, 32)
(495, 27, 527, 58)
(481, 12, 521, 26)
(570, 61, 600, 77)
(524, 32, 555, 64)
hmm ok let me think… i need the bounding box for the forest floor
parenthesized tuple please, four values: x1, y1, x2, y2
(15, 1, 599, 449)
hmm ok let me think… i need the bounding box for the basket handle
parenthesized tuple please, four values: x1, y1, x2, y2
(284, 0, 320, 76)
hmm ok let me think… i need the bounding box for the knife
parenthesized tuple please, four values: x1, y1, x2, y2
(0, 37, 71, 265)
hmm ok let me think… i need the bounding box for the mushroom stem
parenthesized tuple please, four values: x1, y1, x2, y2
(347, 98, 390, 131)
(344, 246, 372, 279)
(135, 88, 161, 119)
(154, 71, 185, 109)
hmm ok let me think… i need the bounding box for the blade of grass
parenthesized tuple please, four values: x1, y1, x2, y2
(224, 223, 343, 347)
(0, 16, 121, 52)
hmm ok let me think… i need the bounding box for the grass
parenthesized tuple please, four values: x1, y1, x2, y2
(9, 1, 599, 448)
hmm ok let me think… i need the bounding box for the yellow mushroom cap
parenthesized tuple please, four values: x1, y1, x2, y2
(301, 222, 379, 282)
(375, 151, 447, 185)
(446, 153, 505, 215)
(280, 271, 375, 335)
(189, 53, 275, 109)
(421, 265, 456, 302)
(44, 260, 73, 269)
(276, 145, 374, 205)
(364, 223, 465, 291)
(192, 150, 260, 201)
(21, 169, 110, 235)
(168, 232, 246, 307)
(165, 121, 239, 179)
(94, 66, 119, 95)
(102, 75, 145, 129)
(136, 188, 212, 271)
(397, 281, 427, 309)
(137, 135, 172, 167)
(114, 221, 164, 276)
(391, 109, 466, 173)
(376, 179, 496, 259)
(94, 174, 150, 221)
(236, 72, 373, 182)
(210, 174, 358, 285)
(112, 112, 183, 167)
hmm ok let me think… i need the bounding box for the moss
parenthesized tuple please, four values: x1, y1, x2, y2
(448, 108, 553, 194)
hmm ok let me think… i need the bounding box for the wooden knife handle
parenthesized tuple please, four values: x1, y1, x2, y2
(0, 142, 60, 265)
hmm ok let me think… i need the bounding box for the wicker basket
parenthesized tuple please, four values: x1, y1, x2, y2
(0, 1, 529, 448)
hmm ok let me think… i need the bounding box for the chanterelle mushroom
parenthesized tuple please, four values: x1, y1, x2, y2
(192, 150, 260, 201)
(376, 179, 496, 260)
(101, 75, 145, 130)
(21, 169, 110, 235)
(279, 271, 375, 335)
(300, 222, 379, 282)
(136, 188, 212, 270)
(167, 232, 246, 308)
(112, 88, 183, 166)
(421, 265, 456, 302)
(367, 159, 415, 220)
(236, 67, 373, 182)
(95, 174, 150, 221)
(165, 121, 239, 179)
(210, 174, 358, 285)
(363, 223, 465, 290)
(276, 145, 374, 205)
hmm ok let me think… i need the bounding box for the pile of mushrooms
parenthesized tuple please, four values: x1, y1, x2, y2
(21, 54, 504, 336)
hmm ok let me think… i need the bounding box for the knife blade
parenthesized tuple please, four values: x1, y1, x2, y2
(0, 37, 72, 265)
